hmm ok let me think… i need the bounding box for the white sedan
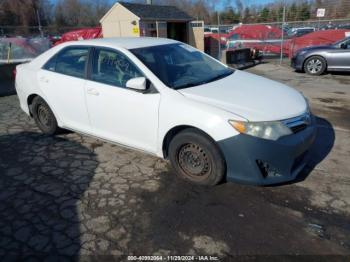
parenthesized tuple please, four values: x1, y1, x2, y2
(15, 37, 316, 186)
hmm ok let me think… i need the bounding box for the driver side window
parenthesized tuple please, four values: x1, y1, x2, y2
(91, 48, 143, 88)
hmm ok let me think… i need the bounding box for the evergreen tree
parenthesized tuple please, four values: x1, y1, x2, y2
(259, 7, 270, 22)
(297, 2, 311, 21)
(288, 3, 297, 21)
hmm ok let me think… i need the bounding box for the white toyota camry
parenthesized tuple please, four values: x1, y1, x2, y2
(15, 37, 316, 186)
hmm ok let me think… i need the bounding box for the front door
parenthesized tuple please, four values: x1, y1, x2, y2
(38, 46, 91, 132)
(84, 47, 160, 153)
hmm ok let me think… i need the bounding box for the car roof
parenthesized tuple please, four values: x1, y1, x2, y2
(64, 37, 179, 50)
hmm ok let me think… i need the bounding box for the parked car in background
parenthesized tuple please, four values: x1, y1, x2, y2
(209, 27, 219, 34)
(16, 38, 315, 186)
(291, 36, 350, 75)
(287, 27, 315, 38)
(288, 29, 350, 58)
(53, 27, 102, 46)
(204, 27, 211, 35)
(337, 24, 350, 30)
(48, 35, 62, 45)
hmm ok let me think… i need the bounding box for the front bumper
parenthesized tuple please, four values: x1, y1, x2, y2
(291, 55, 305, 71)
(218, 117, 317, 185)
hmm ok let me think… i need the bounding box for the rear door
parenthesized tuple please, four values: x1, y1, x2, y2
(38, 46, 91, 132)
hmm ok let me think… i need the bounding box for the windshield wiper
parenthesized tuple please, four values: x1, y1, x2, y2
(174, 82, 200, 90)
(173, 70, 234, 90)
(204, 70, 234, 84)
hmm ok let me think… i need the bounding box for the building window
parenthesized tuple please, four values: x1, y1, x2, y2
(190, 22, 203, 28)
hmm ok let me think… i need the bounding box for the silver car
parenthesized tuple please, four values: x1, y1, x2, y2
(291, 37, 350, 75)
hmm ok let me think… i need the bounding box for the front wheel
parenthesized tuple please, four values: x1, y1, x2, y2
(304, 56, 327, 75)
(168, 129, 226, 186)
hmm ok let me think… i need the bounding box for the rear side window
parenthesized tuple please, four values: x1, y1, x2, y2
(43, 47, 89, 78)
(43, 55, 57, 71)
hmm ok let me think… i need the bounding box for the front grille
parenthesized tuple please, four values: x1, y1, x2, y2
(283, 113, 311, 134)
(291, 124, 307, 133)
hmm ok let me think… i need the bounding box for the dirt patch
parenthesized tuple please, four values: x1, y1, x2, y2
(126, 171, 350, 256)
(317, 98, 337, 104)
(333, 77, 350, 86)
(313, 106, 350, 131)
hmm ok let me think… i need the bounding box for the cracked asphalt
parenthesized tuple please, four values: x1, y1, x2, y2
(0, 63, 350, 260)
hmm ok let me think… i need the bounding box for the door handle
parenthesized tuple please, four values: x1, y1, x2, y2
(87, 88, 99, 96)
(39, 76, 49, 83)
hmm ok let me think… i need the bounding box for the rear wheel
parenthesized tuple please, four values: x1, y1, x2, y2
(168, 129, 226, 186)
(304, 56, 327, 75)
(32, 96, 59, 135)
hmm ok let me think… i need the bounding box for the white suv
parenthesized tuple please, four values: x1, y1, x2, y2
(15, 37, 316, 186)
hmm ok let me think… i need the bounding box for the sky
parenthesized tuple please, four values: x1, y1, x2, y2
(50, 0, 276, 9)
(217, 0, 275, 9)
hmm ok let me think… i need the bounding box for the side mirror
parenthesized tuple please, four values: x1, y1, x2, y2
(340, 43, 347, 49)
(126, 77, 147, 91)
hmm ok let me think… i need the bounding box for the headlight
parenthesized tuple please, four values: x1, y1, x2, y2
(229, 120, 293, 141)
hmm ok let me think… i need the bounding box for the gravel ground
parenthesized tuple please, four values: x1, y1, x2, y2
(0, 63, 349, 261)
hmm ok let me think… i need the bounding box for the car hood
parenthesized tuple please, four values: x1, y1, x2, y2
(178, 70, 307, 122)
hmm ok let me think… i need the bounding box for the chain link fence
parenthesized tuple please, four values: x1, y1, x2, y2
(1, 18, 350, 64)
(0, 26, 88, 64)
(204, 18, 350, 64)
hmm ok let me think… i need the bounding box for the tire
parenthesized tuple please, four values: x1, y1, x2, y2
(304, 56, 327, 75)
(168, 128, 226, 186)
(32, 96, 59, 135)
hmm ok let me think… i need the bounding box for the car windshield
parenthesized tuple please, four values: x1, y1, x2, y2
(130, 43, 234, 89)
(333, 37, 350, 46)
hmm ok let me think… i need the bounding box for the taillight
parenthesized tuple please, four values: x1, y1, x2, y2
(13, 68, 17, 79)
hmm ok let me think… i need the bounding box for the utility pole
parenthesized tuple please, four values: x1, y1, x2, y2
(217, 11, 221, 61)
(36, 9, 44, 38)
(280, 3, 286, 65)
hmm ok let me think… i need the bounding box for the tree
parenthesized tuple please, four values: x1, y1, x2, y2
(53, 0, 110, 28)
(288, 3, 297, 21)
(297, 2, 311, 21)
(221, 7, 240, 24)
(0, 0, 52, 35)
(243, 7, 251, 23)
(259, 7, 270, 22)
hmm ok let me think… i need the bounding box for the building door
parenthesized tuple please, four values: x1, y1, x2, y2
(167, 22, 188, 43)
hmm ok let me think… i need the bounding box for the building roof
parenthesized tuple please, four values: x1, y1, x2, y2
(119, 2, 193, 21)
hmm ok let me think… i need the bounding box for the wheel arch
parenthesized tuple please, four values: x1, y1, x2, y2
(26, 94, 62, 126)
(162, 125, 223, 159)
(27, 93, 40, 116)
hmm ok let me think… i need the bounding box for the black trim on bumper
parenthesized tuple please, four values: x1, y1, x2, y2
(291, 55, 305, 71)
(218, 117, 317, 185)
